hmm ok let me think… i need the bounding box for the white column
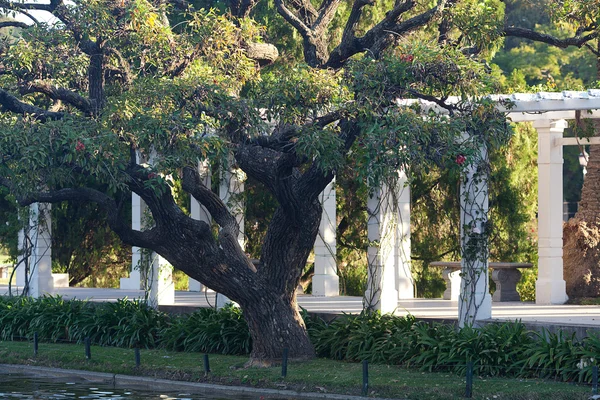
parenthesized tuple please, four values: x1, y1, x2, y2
(120, 192, 142, 290)
(122, 191, 174, 306)
(364, 182, 398, 313)
(28, 203, 54, 298)
(219, 168, 245, 248)
(217, 166, 245, 308)
(534, 119, 568, 304)
(312, 179, 339, 296)
(189, 160, 212, 292)
(458, 143, 492, 327)
(147, 253, 175, 307)
(396, 171, 413, 299)
(16, 226, 27, 288)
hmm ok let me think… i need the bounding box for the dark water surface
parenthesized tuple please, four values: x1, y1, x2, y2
(0, 373, 291, 400)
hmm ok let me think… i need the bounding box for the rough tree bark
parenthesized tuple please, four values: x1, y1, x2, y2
(562, 37, 600, 298)
(563, 120, 600, 298)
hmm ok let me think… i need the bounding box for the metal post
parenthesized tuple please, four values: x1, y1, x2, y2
(33, 332, 38, 357)
(203, 354, 210, 374)
(362, 360, 369, 396)
(281, 348, 289, 378)
(84, 337, 91, 360)
(465, 361, 473, 398)
(134, 348, 141, 367)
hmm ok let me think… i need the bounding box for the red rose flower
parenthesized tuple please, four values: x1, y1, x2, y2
(456, 154, 466, 165)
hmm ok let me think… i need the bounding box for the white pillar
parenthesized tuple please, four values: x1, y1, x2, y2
(120, 192, 142, 290)
(28, 203, 54, 298)
(122, 192, 174, 306)
(217, 165, 245, 308)
(534, 119, 568, 304)
(458, 143, 492, 327)
(147, 253, 175, 307)
(16, 226, 27, 288)
(312, 179, 339, 296)
(219, 168, 245, 248)
(364, 182, 399, 313)
(396, 171, 413, 299)
(189, 160, 212, 292)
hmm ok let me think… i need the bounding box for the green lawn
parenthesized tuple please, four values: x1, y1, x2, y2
(0, 341, 593, 400)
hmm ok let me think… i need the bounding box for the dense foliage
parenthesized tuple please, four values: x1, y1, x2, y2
(3, 0, 596, 359)
(2, 295, 600, 383)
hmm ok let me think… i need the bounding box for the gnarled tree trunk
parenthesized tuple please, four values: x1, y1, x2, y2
(563, 120, 600, 298)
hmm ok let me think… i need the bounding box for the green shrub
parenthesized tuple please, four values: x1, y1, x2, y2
(0, 296, 168, 348)
(160, 305, 251, 355)
(519, 330, 584, 381)
(309, 312, 416, 361)
(2, 295, 599, 386)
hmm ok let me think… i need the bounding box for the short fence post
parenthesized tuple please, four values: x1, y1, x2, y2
(281, 348, 289, 378)
(465, 361, 473, 398)
(593, 365, 598, 394)
(84, 337, 91, 360)
(203, 354, 210, 375)
(134, 347, 141, 367)
(362, 360, 369, 396)
(33, 332, 38, 357)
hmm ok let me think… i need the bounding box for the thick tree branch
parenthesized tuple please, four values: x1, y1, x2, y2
(105, 47, 133, 85)
(337, 0, 375, 55)
(274, 0, 312, 37)
(313, 0, 342, 32)
(182, 166, 240, 234)
(326, 0, 443, 68)
(167, 44, 201, 78)
(250, 111, 342, 151)
(181, 166, 256, 273)
(3, 185, 155, 249)
(584, 42, 600, 57)
(503, 27, 597, 48)
(0, 20, 28, 29)
(289, 0, 318, 25)
(19, 81, 92, 114)
(368, 1, 442, 59)
(0, 88, 65, 121)
(297, 118, 358, 199)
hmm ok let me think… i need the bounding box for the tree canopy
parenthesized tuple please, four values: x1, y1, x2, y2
(0, 0, 569, 362)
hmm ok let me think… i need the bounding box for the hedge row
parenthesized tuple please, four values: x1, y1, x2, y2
(1, 295, 599, 383)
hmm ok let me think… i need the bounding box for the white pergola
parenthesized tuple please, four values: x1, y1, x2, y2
(499, 90, 600, 305)
(15, 91, 600, 321)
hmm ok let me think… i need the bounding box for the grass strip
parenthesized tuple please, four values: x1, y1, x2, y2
(0, 340, 593, 400)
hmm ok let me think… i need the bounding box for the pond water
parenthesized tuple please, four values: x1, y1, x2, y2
(0, 373, 293, 400)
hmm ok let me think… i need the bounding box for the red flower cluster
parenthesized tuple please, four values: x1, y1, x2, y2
(399, 54, 414, 63)
(75, 141, 85, 152)
(147, 172, 158, 179)
(456, 154, 466, 165)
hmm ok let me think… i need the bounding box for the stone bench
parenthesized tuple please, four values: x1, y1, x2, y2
(429, 261, 533, 302)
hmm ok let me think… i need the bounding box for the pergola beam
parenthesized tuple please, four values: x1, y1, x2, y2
(555, 137, 600, 146)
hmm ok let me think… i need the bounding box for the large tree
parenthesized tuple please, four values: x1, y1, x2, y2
(0, 0, 511, 363)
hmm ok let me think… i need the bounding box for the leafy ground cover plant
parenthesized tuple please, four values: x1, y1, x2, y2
(1, 295, 598, 386)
